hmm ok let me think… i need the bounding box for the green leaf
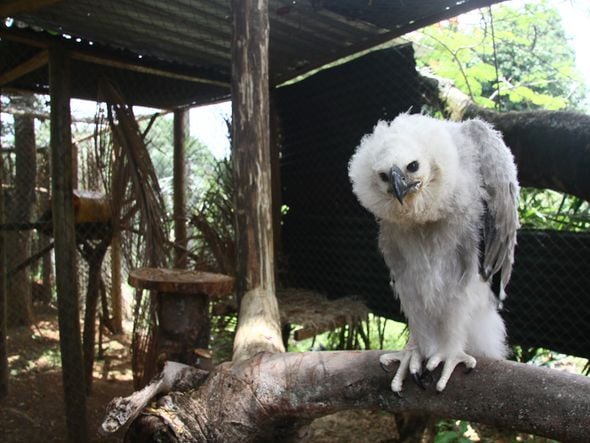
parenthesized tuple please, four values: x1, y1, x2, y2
(435, 431, 461, 443)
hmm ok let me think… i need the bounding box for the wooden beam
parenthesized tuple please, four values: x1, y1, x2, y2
(230, 0, 285, 362)
(0, 50, 48, 86)
(71, 52, 229, 88)
(0, 0, 62, 17)
(48, 44, 88, 443)
(0, 28, 230, 88)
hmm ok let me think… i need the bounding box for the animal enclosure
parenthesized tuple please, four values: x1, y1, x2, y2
(1, 0, 590, 441)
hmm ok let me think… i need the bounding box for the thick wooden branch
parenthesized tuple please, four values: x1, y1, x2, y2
(105, 351, 590, 442)
(422, 72, 590, 201)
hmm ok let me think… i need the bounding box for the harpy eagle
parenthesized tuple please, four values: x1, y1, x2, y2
(348, 113, 519, 392)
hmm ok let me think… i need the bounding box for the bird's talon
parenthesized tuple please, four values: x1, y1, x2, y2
(420, 369, 433, 383)
(380, 361, 393, 373)
(464, 366, 474, 374)
(411, 372, 425, 390)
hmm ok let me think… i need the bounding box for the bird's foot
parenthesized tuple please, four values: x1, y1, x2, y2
(425, 351, 477, 392)
(379, 347, 424, 393)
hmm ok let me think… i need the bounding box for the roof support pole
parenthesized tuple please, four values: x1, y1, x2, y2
(49, 44, 88, 442)
(0, 118, 6, 398)
(231, 0, 285, 362)
(173, 108, 189, 269)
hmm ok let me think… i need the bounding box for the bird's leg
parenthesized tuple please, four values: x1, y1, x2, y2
(379, 339, 424, 393)
(425, 351, 476, 392)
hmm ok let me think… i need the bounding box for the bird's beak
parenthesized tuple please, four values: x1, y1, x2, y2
(389, 166, 419, 205)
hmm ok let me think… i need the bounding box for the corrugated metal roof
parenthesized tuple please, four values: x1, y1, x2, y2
(0, 0, 503, 107)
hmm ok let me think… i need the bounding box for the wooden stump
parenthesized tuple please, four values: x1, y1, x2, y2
(128, 268, 234, 369)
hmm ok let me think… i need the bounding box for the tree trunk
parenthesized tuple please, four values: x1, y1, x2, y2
(230, 0, 285, 363)
(6, 93, 36, 327)
(422, 73, 590, 201)
(39, 148, 53, 303)
(103, 352, 590, 442)
(49, 44, 88, 442)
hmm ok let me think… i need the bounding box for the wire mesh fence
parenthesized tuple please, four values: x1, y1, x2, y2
(1, 0, 589, 441)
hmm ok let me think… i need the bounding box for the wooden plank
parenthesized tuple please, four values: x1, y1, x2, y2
(230, 0, 285, 362)
(128, 268, 234, 298)
(293, 316, 348, 341)
(173, 109, 189, 269)
(0, 0, 62, 17)
(0, 50, 48, 86)
(49, 44, 88, 443)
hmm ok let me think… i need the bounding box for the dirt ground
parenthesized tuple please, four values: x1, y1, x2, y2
(1, 304, 135, 442)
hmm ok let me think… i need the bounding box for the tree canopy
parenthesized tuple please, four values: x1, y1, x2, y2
(413, 0, 590, 231)
(413, 0, 587, 112)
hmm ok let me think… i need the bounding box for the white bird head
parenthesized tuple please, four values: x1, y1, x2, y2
(349, 114, 465, 225)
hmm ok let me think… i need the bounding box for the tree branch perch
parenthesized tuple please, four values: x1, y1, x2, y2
(104, 351, 590, 442)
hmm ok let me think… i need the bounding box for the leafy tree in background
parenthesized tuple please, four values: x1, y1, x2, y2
(413, 0, 587, 112)
(142, 115, 217, 215)
(413, 0, 590, 231)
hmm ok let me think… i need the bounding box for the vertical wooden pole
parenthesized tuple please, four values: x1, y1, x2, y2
(110, 233, 123, 333)
(231, 0, 285, 362)
(40, 148, 53, 303)
(173, 108, 189, 269)
(49, 44, 88, 443)
(7, 93, 36, 326)
(0, 134, 7, 398)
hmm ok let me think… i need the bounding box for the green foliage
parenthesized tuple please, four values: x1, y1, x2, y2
(189, 156, 235, 274)
(435, 420, 472, 443)
(519, 187, 590, 231)
(141, 115, 217, 215)
(414, 1, 590, 233)
(288, 314, 408, 352)
(414, 0, 587, 111)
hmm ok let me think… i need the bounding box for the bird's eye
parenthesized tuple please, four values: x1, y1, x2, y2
(378, 172, 389, 183)
(406, 161, 419, 173)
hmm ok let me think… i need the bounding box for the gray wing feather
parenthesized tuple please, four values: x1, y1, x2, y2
(464, 119, 520, 301)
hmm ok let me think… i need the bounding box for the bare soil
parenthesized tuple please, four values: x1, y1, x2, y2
(1, 304, 133, 442)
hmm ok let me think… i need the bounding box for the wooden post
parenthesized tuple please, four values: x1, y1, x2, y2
(231, 0, 285, 362)
(6, 93, 36, 326)
(173, 108, 189, 269)
(0, 139, 7, 398)
(49, 44, 88, 442)
(110, 233, 123, 333)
